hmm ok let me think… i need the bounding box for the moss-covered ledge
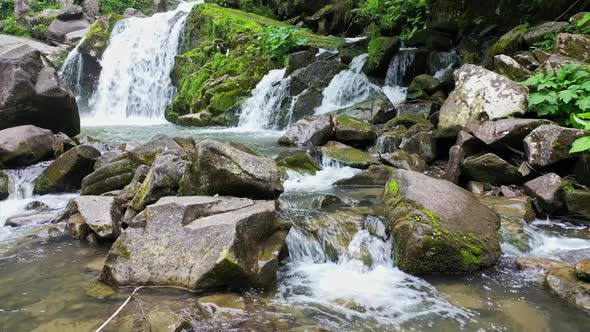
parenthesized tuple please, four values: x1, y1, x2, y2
(168, 4, 343, 126)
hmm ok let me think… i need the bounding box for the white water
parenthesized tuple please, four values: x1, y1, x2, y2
(315, 54, 381, 115)
(83, 1, 200, 126)
(237, 68, 290, 130)
(283, 159, 361, 192)
(385, 49, 416, 87)
(59, 37, 85, 98)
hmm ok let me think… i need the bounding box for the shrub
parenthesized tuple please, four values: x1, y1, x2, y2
(31, 23, 47, 39)
(523, 64, 590, 153)
(1, 15, 30, 36)
(258, 26, 308, 64)
(100, 0, 152, 15)
(356, 0, 426, 40)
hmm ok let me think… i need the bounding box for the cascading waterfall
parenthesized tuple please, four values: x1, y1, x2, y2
(237, 68, 291, 130)
(59, 38, 85, 99)
(381, 48, 416, 106)
(315, 54, 381, 115)
(83, 1, 200, 126)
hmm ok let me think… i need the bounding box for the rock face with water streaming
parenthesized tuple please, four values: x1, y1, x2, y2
(0, 46, 79, 137)
(101, 196, 289, 291)
(383, 170, 501, 274)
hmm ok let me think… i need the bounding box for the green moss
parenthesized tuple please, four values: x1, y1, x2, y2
(487, 24, 529, 58)
(384, 114, 430, 128)
(387, 179, 399, 195)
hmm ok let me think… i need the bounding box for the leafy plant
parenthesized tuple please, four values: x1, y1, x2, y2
(258, 26, 308, 64)
(531, 13, 590, 52)
(356, 0, 427, 40)
(1, 15, 29, 36)
(523, 64, 590, 153)
(0, 0, 14, 21)
(99, 0, 152, 15)
(30, 0, 59, 12)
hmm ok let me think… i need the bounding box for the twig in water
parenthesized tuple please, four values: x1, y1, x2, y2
(95, 286, 143, 332)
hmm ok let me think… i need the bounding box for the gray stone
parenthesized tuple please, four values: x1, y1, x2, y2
(470, 118, 554, 148)
(278, 114, 334, 146)
(524, 22, 570, 47)
(438, 64, 528, 137)
(320, 141, 380, 169)
(381, 150, 426, 172)
(445, 145, 464, 184)
(334, 165, 394, 186)
(462, 153, 522, 185)
(524, 173, 565, 214)
(47, 18, 90, 43)
(118, 165, 150, 202)
(82, 0, 100, 18)
(400, 131, 436, 162)
(554, 33, 590, 63)
(0, 125, 56, 168)
(536, 54, 585, 74)
(334, 116, 378, 149)
(524, 125, 586, 168)
(67, 196, 124, 239)
(493, 55, 532, 82)
(5, 212, 54, 227)
(290, 59, 346, 96)
(546, 267, 590, 315)
(123, 8, 146, 17)
(101, 196, 289, 291)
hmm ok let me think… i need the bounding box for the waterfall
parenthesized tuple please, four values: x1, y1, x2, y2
(237, 68, 291, 130)
(83, 1, 200, 126)
(59, 38, 84, 99)
(283, 158, 361, 192)
(315, 54, 381, 115)
(384, 49, 416, 86)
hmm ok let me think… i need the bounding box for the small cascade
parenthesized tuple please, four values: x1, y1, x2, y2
(429, 50, 460, 81)
(59, 39, 84, 99)
(315, 54, 381, 115)
(384, 49, 416, 87)
(84, 1, 200, 126)
(283, 158, 361, 192)
(237, 69, 291, 130)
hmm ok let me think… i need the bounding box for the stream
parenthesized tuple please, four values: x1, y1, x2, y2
(1, 2, 590, 331)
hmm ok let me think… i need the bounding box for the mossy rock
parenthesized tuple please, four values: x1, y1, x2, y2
(276, 152, 321, 175)
(169, 4, 343, 126)
(384, 114, 431, 128)
(0, 170, 8, 200)
(485, 24, 528, 66)
(78, 14, 123, 58)
(320, 141, 380, 169)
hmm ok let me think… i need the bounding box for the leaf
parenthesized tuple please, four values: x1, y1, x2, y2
(573, 114, 590, 130)
(570, 136, 590, 153)
(576, 96, 590, 111)
(577, 13, 590, 27)
(558, 89, 577, 104)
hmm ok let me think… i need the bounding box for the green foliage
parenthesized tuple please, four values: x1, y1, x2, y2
(0, 0, 14, 20)
(99, 0, 152, 15)
(1, 15, 29, 36)
(30, 0, 59, 12)
(258, 26, 308, 64)
(532, 13, 590, 52)
(523, 64, 590, 153)
(31, 23, 47, 38)
(356, 0, 426, 40)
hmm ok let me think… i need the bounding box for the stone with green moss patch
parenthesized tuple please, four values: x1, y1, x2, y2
(320, 141, 379, 169)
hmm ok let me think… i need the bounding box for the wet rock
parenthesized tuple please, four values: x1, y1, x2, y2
(554, 33, 590, 63)
(67, 196, 124, 240)
(289, 87, 324, 123)
(320, 141, 379, 169)
(395, 102, 436, 119)
(0, 170, 8, 200)
(478, 196, 536, 223)
(278, 114, 334, 146)
(524, 173, 565, 214)
(444, 145, 464, 184)
(408, 74, 440, 95)
(546, 267, 590, 315)
(365, 36, 400, 76)
(384, 114, 430, 128)
(438, 64, 528, 137)
(334, 165, 394, 186)
(470, 118, 554, 149)
(276, 152, 321, 175)
(516, 257, 570, 274)
(85, 281, 116, 299)
(381, 150, 426, 172)
(462, 153, 522, 185)
(53, 133, 78, 157)
(123, 8, 146, 18)
(101, 196, 289, 291)
(437, 283, 486, 310)
(371, 126, 407, 154)
(129, 154, 187, 212)
(180, 140, 283, 199)
(486, 24, 527, 61)
(0, 46, 79, 137)
(383, 170, 501, 274)
(563, 189, 590, 221)
(524, 22, 570, 47)
(290, 59, 346, 96)
(334, 116, 378, 149)
(536, 54, 585, 74)
(575, 259, 590, 281)
(311, 194, 348, 209)
(0, 125, 56, 168)
(400, 131, 436, 162)
(524, 125, 586, 168)
(493, 55, 531, 82)
(33, 145, 100, 194)
(286, 50, 316, 75)
(177, 113, 211, 127)
(5, 212, 54, 227)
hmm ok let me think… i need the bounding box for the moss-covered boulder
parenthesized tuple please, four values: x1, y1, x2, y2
(34, 145, 101, 194)
(383, 170, 501, 274)
(381, 150, 426, 172)
(400, 131, 437, 162)
(334, 164, 394, 186)
(169, 4, 342, 126)
(485, 24, 528, 66)
(462, 153, 523, 185)
(554, 33, 590, 63)
(320, 141, 380, 169)
(493, 54, 532, 82)
(276, 152, 321, 175)
(78, 14, 123, 59)
(334, 116, 378, 149)
(366, 34, 399, 76)
(101, 196, 289, 291)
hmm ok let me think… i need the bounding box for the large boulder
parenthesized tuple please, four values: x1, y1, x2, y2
(47, 17, 91, 43)
(523, 125, 586, 168)
(278, 114, 334, 146)
(462, 153, 523, 185)
(333, 116, 378, 149)
(399, 132, 437, 162)
(0, 46, 79, 137)
(290, 58, 346, 96)
(101, 196, 289, 291)
(334, 165, 394, 186)
(554, 33, 590, 63)
(0, 125, 56, 168)
(438, 65, 528, 137)
(320, 141, 380, 169)
(563, 189, 590, 221)
(470, 118, 554, 148)
(524, 173, 565, 214)
(66, 196, 124, 240)
(383, 170, 501, 274)
(524, 22, 569, 47)
(33, 145, 100, 194)
(180, 140, 283, 199)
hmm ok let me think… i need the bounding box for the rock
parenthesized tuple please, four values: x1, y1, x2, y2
(0, 46, 79, 137)
(546, 267, 590, 315)
(78, 14, 122, 59)
(0, 170, 8, 200)
(383, 170, 501, 274)
(400, 131, 437, 162)
(289, 87, 324, 123)
(286, 50, 316, 75)
(81, 0, 100, 18)
(570, 12, 590, 28)
(53, 133, 78, 157)
(0, 125, 56, 168)
(33, 145, 100, 194)
(395, 102, 436, 119)
(47, 17, 90, 43)
(536, 54, 585, 74)
(371, 126, 407, 154)
(486, 24, 528, 61)
(276, 152, 321, 175)
(554, 33, 590, 63)
(575, 259, 590, 281)
(493, 55, 532, 82)
(408, 74, 440, 95)
(444, 145, 464, 184)
(180, 140, 283, 199)
(129, 154, 187, 212)
(455, 130, 485, 156)
(85, 281, 116, 299)
(524, 22, 570, 47)
(477, 196, 536, 223)
(67, 196, 124, 240)
(462, 153, 522, 185)
(438, 64, 528, 137)
(514, 51, 541, 71)
(366, 36, 400, 76)
(101, 196, 289, 291)
(177, 113, 211, 127)
(384, 114, 430, 128)
(56, 7, 84, 20)
(470, 118, 554, 148)
(524, 125, 586, 168)
(524, 173, 565, 214)
(5, 212, 54, 227)
(563, 189, 590, 221)
(381, 150, 426, 172)
(516, 257, 570, 274)
(278, 114, 334, 146)
(290, 59, 346, 96)
(320, 141, 379, 169)
(333, 116, 378, 149)
(14, 0, 31, 20)
(311, 194, 349, 209)
(334, 165, 394, 186)
(123, 8, 146, 17)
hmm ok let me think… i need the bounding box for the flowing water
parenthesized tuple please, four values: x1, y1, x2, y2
(2, 4, 590, 332)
